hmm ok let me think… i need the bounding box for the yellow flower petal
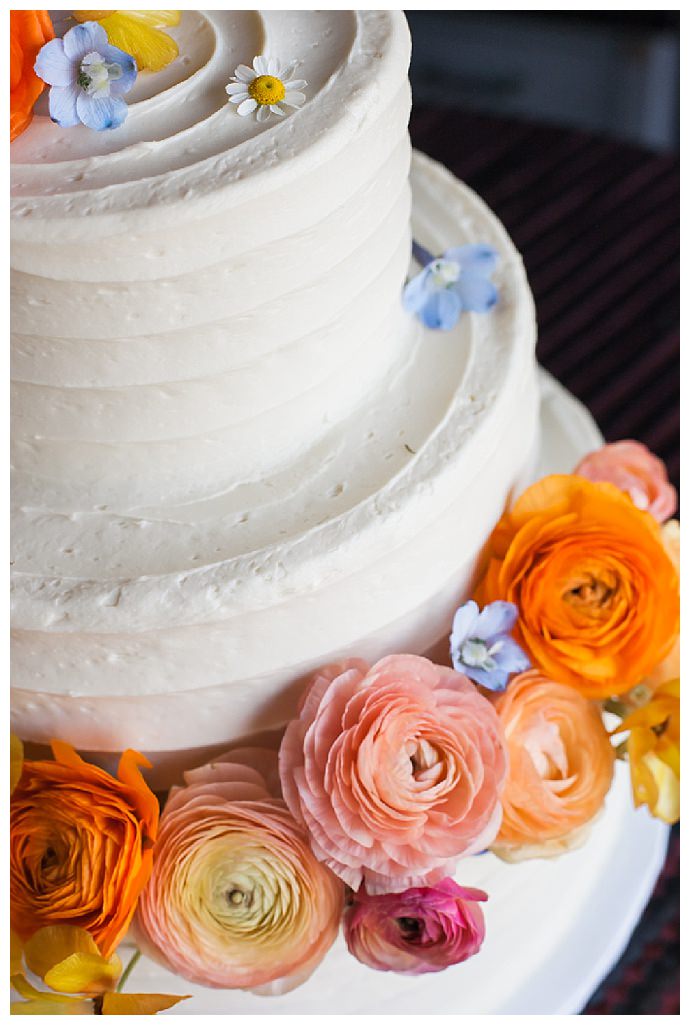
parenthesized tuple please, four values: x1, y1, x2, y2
(44, 953, 122, 996)
(11, 931, 24, 977)
(24, 927, 101, 982)
(11, 734, 24, 793)
(97, 13, 179, 72)
(10, 997, 94, 1015)
(126, 11, 180, 28)
(74, 11, 116, 21)
(101, 992, 190, 1015)
(11, 975, 47, 1001)
(644, 751, 680, 824)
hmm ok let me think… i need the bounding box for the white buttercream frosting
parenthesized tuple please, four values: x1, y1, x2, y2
(11, 11, 540, 772)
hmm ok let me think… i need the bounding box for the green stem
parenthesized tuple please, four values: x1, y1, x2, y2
(117, 949, 142, 993)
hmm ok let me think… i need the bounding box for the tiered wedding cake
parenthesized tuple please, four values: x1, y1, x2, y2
(11, 10, 540, 779)
(14, 11, 671, 1015)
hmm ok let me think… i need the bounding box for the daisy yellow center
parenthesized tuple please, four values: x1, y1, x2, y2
(248, 74, 286, 106)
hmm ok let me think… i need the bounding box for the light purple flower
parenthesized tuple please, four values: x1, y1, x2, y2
(450, 600, 530, 692)
(403, 242, 499, 330)
(344, 879, 487, 975)
(34, 21, 137, 132)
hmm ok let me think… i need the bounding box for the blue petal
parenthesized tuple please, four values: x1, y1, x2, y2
(402, 267, 433, 314)
(474, 600, 518, 641)
(34, 39, 74, 87)
(444, 243, 498, 275)
(63, 21, 109, 61)
(462, 663, 511, 692)
(420, 288, 461, 330)
(76, 93, 128, 131)
(491, 636, 531, 673)
(455, 271, 498, 314)
(450, 601, 480, 650)
(101, 45, 138, 96)
(48, 84, 80, 127)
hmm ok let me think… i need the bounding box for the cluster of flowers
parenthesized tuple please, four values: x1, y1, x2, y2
(10, 439, 680, 1007)
(10, 10, 307, 139)
(10, 10, 180, 138)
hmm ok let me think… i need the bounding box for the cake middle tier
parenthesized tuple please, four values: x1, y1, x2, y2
(12, 154, 540, 769)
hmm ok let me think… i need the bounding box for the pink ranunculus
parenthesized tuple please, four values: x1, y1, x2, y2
(574, 440, 677, 523)
(344, 878, 487, 974)
(133, 746, 344, 994)
(278, 654, 507, 893)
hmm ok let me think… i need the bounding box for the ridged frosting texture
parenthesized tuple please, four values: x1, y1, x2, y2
(11, 11, 540, 772)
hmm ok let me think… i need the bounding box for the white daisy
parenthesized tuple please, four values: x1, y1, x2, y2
(225, 55, 307, 122)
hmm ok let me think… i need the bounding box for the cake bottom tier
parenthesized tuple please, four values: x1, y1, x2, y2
(117, 760, 668, 1014)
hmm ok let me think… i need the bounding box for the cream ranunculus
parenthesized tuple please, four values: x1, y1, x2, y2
(134, 746, 344, 994)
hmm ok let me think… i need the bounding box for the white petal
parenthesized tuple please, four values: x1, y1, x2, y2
(280, 59, 300, 81)
(283, 91, 305, 107)
(253, 55, 268, 74)
(236, 97, 258, 116)
(266, 56, 280, 76)
(228, 91, 249, 105)
(269, 104, 285, 116)
(225, 82, 247, 95)
(233, 64, 255, 83)
(256, 104, 271, 122)
(283, 78, 307, 92)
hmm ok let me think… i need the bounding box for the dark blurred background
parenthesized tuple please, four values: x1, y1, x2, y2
(407, 10, 679, 1017)
(407, 10, 679, 151)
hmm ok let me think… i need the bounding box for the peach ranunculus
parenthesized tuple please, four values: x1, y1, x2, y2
(10, 742, 159, 958)
(475, 475, 679, 700)
(574, 440, 677, 523)
(134, 746, 344, 994)
(10, 11, 54, 141)
(613, 678, 680, 825)
(490, 670, 615, 861)
(279, 654, 508, 894)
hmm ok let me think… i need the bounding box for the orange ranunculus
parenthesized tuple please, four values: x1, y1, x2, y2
(10, 741, 159, 958)
(642, 519, 680, 693)
(475, 475, 679, 699)
(613, 678, 680, 824)
(10, 10, 54, 142)
(491, 669, 615, 859)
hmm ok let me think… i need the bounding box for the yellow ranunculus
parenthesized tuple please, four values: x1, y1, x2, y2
(10, 924, 189, 1015)
(74, 11, 180, 72)
(10, 734, 23, 794)
(613, 678, 680, 824)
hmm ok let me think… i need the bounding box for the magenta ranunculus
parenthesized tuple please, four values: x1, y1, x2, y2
(279, 654, 507, 893)
(344, 878, 488, 974)
(574, 440, 677, 523)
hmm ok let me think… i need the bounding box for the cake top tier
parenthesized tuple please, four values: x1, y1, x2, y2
(10, 10, 410, 225)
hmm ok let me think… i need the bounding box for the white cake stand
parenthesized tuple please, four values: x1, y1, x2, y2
(122, 370, 670, 1015)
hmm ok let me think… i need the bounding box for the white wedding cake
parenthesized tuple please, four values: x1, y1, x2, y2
(11, 10, 540, 780)
(10, 11, 673, 1016)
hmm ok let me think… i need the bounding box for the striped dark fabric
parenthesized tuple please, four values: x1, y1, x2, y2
(409, 108, 679, 1015)
(409, 108, 680, 492)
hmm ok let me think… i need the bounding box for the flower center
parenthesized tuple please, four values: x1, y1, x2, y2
(226, 887, 252, 908)
(396, 916, 423, 941)
(460, 637, 503, 671)
(248, 74, 286, 106)
(78, 51, 122, 98)
(651, 716, 670, 738)
(563, 571, 619, 616)
(522, 715, 569, 780)
(429, 258, 461, 288)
